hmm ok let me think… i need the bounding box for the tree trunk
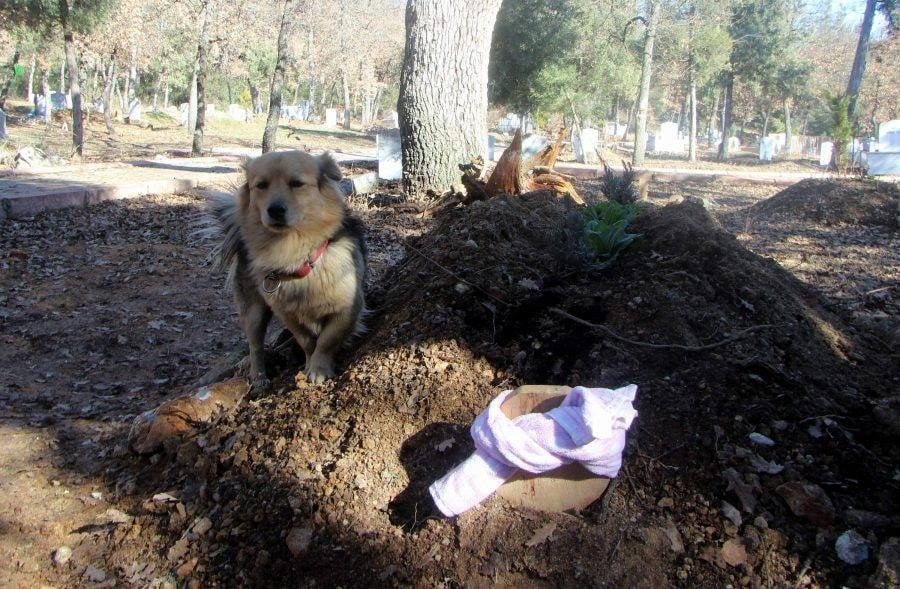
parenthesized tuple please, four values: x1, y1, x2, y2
(123, 46, 136, 113)
(632, 0, 659, 167)
(192, 1, 211, 156)
(59, 59, 65, 94)
(341, 70, 351, 129)
(59, 0, 84, 156)
(717, 71, 734, 160)
(248, 78, 260, 114)
(845, 0, 876, 123)
(26, 55, 35, 102)
(102, 59, 117, 136)
(784, 99, 792, 157)
(688, 79, 697, 162)
(707, 90, 719, 143)
(762, 111, 769, 137)
(398, 0, 503, 198)
(42, 70, 51, 124)
(163, 80, 169, 110)
(262, 0, 293, 154)
(0, 48, 20, 110)
(188, 71, 197, 130)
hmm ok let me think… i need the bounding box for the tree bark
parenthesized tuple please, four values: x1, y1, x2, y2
(59, 0, 84, 156)
(102, 59, 117, 136)
(845, 0, 876, 123)
(42, 69, 51, 124)
(688, 79, 697, 162)
(192, 1, 211, 156)
(632, 0, 659, 167)
(59, 59, 65, 94)
(0, 48, 20, 110)
(784, 99, 792, 157)
(717, 70, 734, 160)
(762, 111, 769, 137)
(26, 54, 35, 101)
(262, 0, 293, 153)
(398, 0, 503, 198)
(341, 70, 351, 129)
(248, 78, 260, 114)
(706, 90, 719, 144)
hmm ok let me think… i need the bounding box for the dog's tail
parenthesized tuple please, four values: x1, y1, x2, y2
(198, 190, 243, 273)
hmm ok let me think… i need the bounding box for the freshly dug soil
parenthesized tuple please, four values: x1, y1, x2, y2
(6, 188, 897, 588)
(741, 178, 899, 228)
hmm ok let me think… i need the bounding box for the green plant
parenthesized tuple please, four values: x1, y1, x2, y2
(828, 94, 852, 172)
(582, 201, 642, 264)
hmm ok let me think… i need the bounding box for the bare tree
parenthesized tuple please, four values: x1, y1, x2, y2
(632, 0, 659, 167)
(261, 0, 293, 153)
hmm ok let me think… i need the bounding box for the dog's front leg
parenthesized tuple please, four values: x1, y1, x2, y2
(236, 277, 272, 388)
(305, 309, 357, 384)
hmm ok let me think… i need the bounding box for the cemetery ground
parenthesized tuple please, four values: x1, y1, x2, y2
(1, 155, 898, 587)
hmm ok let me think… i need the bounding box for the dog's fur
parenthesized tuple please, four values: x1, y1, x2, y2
(207, 150, 366, 385)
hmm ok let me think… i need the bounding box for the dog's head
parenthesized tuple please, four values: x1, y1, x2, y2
(239, 150, 344, 234)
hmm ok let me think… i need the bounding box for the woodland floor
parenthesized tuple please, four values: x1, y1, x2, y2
(1, 169, 897, 588)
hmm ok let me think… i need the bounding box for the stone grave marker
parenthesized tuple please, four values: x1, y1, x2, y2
(0, 108, 6, 139)
(377, 129, 402, 180)
(581, 127, 600, 164)
(485, 135, 495, 162)
(325, 108, 338, 129)
(759, 136, 775, 161)
(819, 141, 834, 167)
(127, 99, 142, 123)
(868, 119, 900, 174)
(653, 122, 684, 153)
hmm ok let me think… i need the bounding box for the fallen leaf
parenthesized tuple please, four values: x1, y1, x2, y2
(525, 523, 557, 547)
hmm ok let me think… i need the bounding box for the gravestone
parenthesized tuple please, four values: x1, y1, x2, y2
(485, 135, 495, 162)
(581, 127, 600, 164)
(50, 92, 70, 110)
(819, 141, 834, 167)
(179, 102, 190, 127)
(226, 104, 248, 122)
(728, 136, 741, 152)
(654, 122, 684, 153)
(377, 130, 402, 180)
(877, 119, 900, 151)
(571, 127, 584, 162)
(603, 122, 626, 138)
(325, 108, 338, 129)
(382, 110, 399, 129)
(523, 134, 550, 162)
(127, 99, 142, 123)
(0, 108, 6, 139)
(759, 136, 775, 162)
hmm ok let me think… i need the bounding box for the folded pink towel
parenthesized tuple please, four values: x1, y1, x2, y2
(429, 385, 638, 517)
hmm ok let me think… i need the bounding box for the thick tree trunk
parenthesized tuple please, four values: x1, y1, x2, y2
(102, 59, 117, 136)
(632, 0, 659, 167)
(688, 79, 697, 162)
(784, 100, 792, 157)
(398, 0, 503, 198)
(192, 1, 211, 156)
(262, 0, 293, 154)
(717, 71, 734, 160)
(762, 111, 769, 137)
(59, 0, 84, 156)
(845, 0, 876, 123)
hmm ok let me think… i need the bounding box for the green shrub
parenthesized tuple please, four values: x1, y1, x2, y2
(582, 201, 642, 264)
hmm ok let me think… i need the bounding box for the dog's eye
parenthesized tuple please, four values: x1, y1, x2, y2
(288, 178, 304, 188)
(255, 180, 269, 190)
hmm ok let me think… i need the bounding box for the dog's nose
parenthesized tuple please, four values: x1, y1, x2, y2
(267, 202, 287, 223)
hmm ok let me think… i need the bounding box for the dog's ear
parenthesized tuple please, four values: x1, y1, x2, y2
(317, 152, 342, 185)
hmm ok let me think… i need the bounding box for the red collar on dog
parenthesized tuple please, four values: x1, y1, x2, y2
(262, 239, 330, 293)
(292, 239, 329, 278)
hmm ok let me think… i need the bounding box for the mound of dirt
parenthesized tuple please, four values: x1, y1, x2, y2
(96, 194, 897, 587)
(743, 178, 899, 227)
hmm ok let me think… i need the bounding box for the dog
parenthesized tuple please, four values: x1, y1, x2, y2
(207, 150, 367, 385)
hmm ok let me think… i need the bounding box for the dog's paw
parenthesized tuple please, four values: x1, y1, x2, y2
(305, 356, 335, 384)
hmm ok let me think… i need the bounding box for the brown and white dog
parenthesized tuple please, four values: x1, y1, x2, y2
(207, 150, 367, 385)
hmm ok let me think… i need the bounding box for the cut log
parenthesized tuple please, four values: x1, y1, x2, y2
(485, 127, 522, 197)
(525, 174, 585, 205)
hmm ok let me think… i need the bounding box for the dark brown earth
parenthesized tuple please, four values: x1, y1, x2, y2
(0, 176, 897, 588)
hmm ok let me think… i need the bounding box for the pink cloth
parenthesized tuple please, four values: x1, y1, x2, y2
(429, 385, 638, 517)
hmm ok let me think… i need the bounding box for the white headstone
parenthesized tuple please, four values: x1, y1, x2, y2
(127, 99, 142, 122)
(227, 104, 248, 122)
(603, 122, 627, 138)
(728, 136, 741, 152)
(759, 136, 775, 162)
(377, 130, 402, 180)
(381, 110, 399, 129)
(523, 134, 550, 162)
(325, 108, 338, 129)
(654, 122, 684, 153)
(571, 127, 584, 162)
(877, 119, 900, 152)
(581, 128, 600, 164)
(485, 135, 495, 162)
(497, 113, 521, 134)
(819, 141, 834, 167)
(0, 108, 6, 139)
(769, 133, 786, 154)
